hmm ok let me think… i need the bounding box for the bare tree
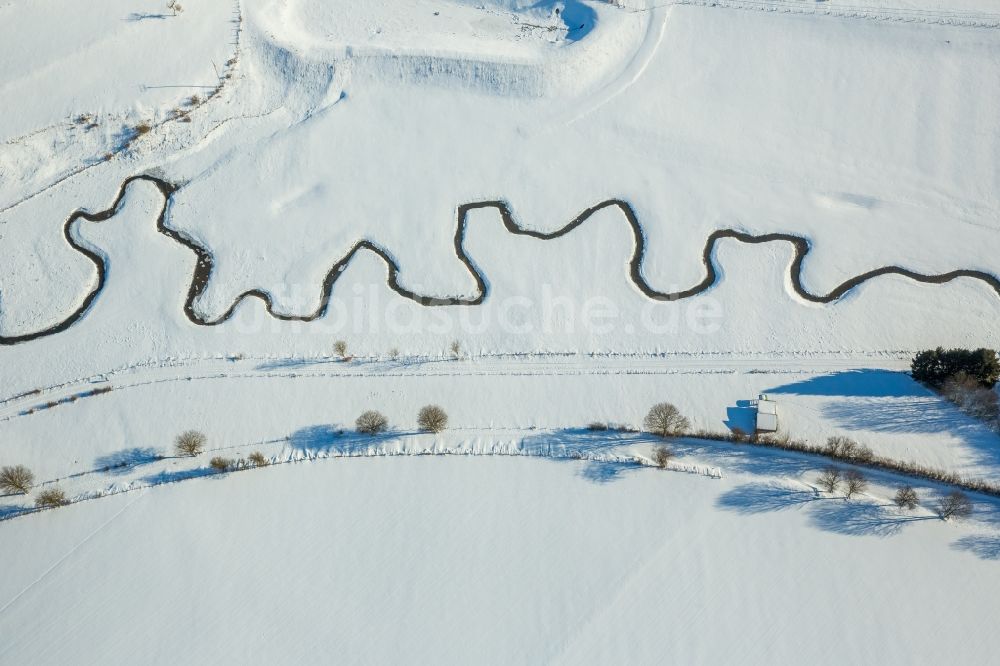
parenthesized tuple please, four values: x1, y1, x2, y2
(167, 0, 184, 15)
(652, 445, 674, 469)
(643, 403, 690, 438)
(0, 465, 35, 495)
(449, 340, 462, 359)
(854, 445, 875, 464)
(210, 457, 233, 472)
(816, 466, 842, 493)
(247, 452, 269, 467)
(844, 470, 868, 500)
(893, 485, 919, 510)
(35, 487, 68, 508)
(334, 340, 348, 359)
(356, 410, 389, 434)
(417, 405, 448, 433)
(388, 348, 400, 360)
(942, 373, 1000, 423)
(937, 491, 973, 520)
(825, 436, 857, 458)
(175, 430, 206, 457)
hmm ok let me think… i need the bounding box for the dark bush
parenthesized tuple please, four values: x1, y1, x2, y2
(911, 347, 999, 388)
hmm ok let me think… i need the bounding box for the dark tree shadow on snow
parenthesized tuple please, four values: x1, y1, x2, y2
(0, 504, 31, 520)
(95, 448, 163, 475)
(718, 483, 935, 538)
(671, 439, 814, 478)
(256, 356, 451, 372)
(716, 482, 821, 515)
(125, 12, 170, 21)
(808, 500, 934, 538)
(952, 534, 1000, 560)
(823, 398, 1000, 472)
(288, 424, 402, 456)
(142, 467, 217, 486)
(519, 428, 639, 458)
(578, 460, 640, 484)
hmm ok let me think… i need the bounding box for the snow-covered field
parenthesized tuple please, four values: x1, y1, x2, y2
(2, 0, 999, 662)
(4, 457, 1000, 664)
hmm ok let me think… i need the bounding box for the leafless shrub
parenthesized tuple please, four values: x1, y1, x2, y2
(942, 373, 999, 425)
(643, 403, 690, 438)
(817, 467, 842, 493)
(175, 430, 206, 457)
(586, 422, 609, 431)
(854, 445, 875, 464)
(417, 405, 448, 433)
(187, 94, 202, 106)
(762, 430, 791, 446)
(388, 348, 400, 360)
(247, 452, 269, 467)
(652, 445, 674, 469)
(682, 428, 1000, 499)
(825, 436, 874, 463)
(449, 340, 462, 358)
(167, 0, 184, 15)
(334, 340, 348, 358)
(134, 122, 152, 136)
(826, 436, 858, 459)
(893, 485, 919, 510)
(356, 410, 388, 434)
(210, 457, 233, 472)
(35, 487, 68, 508)
(844, 470, 868, 500)
(0, 465, 35, 495)
(937, 491, 973, 521)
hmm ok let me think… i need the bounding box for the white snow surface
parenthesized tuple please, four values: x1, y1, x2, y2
(3, 456, 1000, 664)
(1, 0, 998, 350)
(2, 1, 1000, 662)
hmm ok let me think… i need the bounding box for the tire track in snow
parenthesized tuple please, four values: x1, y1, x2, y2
(0, 489, 145, 623)
(1, 176, 998, 345)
